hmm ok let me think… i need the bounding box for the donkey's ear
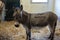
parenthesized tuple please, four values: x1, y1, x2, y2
(20, 5, 23, 10)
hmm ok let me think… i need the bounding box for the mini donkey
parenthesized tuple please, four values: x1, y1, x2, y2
(13, 5, 58, 40)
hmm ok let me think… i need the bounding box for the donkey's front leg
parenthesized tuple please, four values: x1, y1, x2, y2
(26, 28, 31, 40)
(26, 30, 29, 40)
(28, 28, 31, 40)
(28, 14, 31, 40)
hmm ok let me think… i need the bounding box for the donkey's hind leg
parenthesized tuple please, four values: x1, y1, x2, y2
(48, 22, 57, 40)
(48, 25, 52, 39)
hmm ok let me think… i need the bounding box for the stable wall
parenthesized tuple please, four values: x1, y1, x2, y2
(21, 0, 55, 13)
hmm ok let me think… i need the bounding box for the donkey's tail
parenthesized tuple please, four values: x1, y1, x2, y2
(54, 21, 57, 26)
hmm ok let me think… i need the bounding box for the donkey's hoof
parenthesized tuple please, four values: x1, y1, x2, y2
(48, 36, 51, 39)
(50, 38, 54, 40)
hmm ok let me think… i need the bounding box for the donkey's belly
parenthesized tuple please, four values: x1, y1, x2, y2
(31, 21, 48, 27)
(30, 14, 49, 26)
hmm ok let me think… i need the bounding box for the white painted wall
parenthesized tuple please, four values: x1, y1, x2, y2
(21, 0, 55, 13)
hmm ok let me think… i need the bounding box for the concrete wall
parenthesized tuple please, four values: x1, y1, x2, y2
(55, 0, 60, 17)
(21, 0, 55, 13)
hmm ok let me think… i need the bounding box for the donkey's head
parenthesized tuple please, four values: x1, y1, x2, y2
(13, 5, 23, 27)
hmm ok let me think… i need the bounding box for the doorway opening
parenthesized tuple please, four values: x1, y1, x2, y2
(5, 0, 20, 21)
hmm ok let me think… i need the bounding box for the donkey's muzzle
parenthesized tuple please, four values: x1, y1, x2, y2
(14, 22, 20, 27)
(15, 24, 19, 27)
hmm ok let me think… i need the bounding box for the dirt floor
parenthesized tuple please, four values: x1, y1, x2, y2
(0, 21, 60, 40)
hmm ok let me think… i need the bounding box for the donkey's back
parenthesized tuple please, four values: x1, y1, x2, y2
(30, 12, 57, 26)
